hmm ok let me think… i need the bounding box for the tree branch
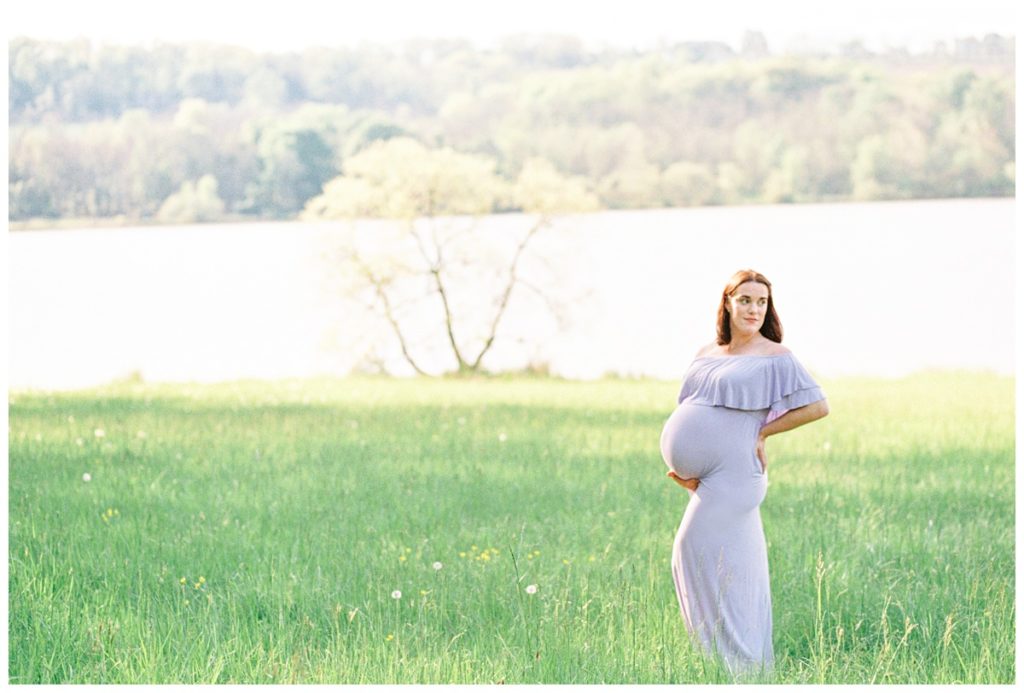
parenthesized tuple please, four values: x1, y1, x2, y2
(412, 218, 467, 371)
(431, 265, 467, 370)
(470, 215, 549, 370)
(515, 276, 571, 329)
(409, 222, 437, 269)
(352, 255, 431, 376)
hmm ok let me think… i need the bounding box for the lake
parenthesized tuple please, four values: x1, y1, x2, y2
(8, 198, 1014, 390)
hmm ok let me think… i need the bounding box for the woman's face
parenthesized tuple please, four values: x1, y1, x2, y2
(726, 281, 770, 337)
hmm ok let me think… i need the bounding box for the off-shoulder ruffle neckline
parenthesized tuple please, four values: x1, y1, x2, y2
(678, 350, 821, 413)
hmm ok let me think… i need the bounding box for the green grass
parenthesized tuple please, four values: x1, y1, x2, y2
(7, 372, 1014, 683)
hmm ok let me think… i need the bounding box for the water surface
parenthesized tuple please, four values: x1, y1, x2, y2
(8, 198, 1013, 389)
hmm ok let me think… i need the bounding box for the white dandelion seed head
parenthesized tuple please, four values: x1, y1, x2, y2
(823, 441, 831, 451)
(82, 473, 91, 482)
(498, 433, 508, 442)
(525, 584, 538, 594)
(94, 429, 105, 438)
(391, 590, 402, 599)
(432, 561, 443, 570)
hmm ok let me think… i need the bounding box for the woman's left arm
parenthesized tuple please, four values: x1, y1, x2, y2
(755, 399, 830, 471)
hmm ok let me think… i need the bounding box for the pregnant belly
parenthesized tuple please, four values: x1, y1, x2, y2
(661, 401, 762, 479)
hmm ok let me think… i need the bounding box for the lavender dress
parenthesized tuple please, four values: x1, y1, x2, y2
(660, 352, 825, 675)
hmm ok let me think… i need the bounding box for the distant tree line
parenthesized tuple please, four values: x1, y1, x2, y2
(8, 33, 1015, 224)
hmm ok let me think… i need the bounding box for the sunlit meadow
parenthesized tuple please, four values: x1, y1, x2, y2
(7, 372, 1014, 683)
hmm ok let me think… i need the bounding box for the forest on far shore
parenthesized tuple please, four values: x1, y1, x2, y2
(8, 33, 1015, 226)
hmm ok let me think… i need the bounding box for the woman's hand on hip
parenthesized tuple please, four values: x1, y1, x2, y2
(755, 433, 768, 472)
(667, 470, 699, 492)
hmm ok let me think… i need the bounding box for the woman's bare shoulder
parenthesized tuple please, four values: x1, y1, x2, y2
(764, 343, 792, 355)
(695, 342, 721, 358)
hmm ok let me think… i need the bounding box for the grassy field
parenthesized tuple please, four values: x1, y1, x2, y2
(7, 372, 1014, 683)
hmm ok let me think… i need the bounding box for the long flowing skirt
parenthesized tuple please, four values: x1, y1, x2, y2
(661, 402, 774, 675)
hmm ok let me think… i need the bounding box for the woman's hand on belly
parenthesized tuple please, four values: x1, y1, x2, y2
(667, 470, 699, 492)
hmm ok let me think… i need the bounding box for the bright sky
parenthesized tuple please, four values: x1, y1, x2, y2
(6, 0, 1017, 53)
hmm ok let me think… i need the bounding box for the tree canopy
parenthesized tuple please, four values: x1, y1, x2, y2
(8, 34, 1015, 225)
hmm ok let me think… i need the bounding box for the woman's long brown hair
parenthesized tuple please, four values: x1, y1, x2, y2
(716, 269, 783, 345)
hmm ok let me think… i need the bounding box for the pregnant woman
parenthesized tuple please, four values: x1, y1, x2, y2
(660, 269, 829, 676)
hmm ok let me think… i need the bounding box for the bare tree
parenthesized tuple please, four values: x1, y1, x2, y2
(304, 139, 599, 375)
